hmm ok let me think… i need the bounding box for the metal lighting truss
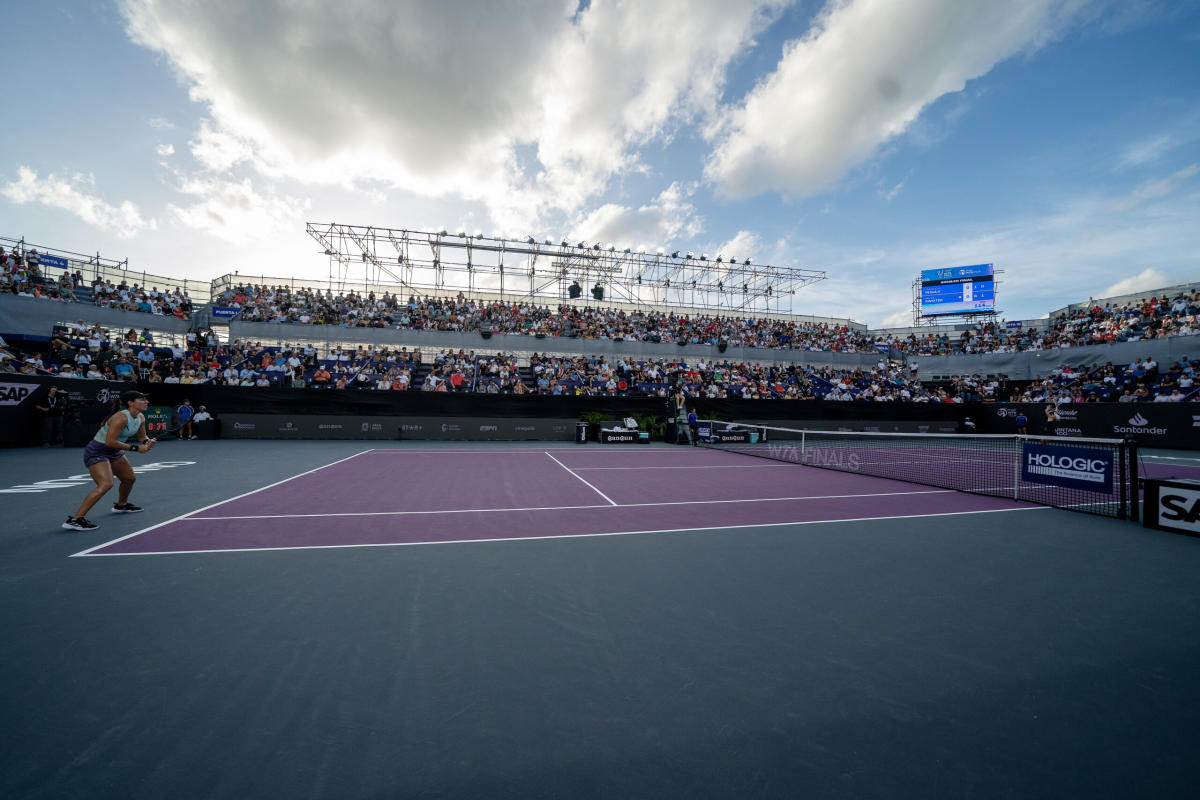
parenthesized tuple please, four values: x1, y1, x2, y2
(306, 222, 825, 314)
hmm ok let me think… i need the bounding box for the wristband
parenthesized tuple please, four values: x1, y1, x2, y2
(131, 443, 139, 452)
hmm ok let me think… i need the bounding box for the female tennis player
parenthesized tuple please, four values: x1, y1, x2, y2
(63, 390, 158, 531)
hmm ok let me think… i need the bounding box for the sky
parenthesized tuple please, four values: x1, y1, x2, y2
(2, 0, 1198, 328)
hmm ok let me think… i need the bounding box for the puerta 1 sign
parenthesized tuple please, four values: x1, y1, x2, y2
(920, 263, 995, 316)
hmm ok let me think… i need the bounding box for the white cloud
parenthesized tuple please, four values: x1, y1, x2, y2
(156, 143, 175, 157)
(1, 166, 153, 238)
(1117, 133, 1175, 168)
(713, 230, 762, 263)
(1110, 163, 1198, 212)
(705, 0, 1092, 199)
(117, 0, 785, 232)
(1099, 267, 1176, 298)
(167, 174, 309, 245)
(569, 182, 704, 250)
(148, 116, 174, 129)
(188, 120, 253, 172)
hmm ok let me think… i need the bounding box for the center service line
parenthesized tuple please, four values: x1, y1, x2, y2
(544, 451, 618, 506)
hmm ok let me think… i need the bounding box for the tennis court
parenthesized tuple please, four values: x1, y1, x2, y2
(75, 445, 1043, 557)
(3, 439, 1200, 798)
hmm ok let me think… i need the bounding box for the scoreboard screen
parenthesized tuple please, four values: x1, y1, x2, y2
(919, 263, 994, 316)
(145, 405, 173, 437)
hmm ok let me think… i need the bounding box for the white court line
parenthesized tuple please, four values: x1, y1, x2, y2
(574, 464, 803, 471)
(75, 506, 1050, 558)
(1142, 455, 1200, 462)
(364, 447, 654, 454)
(180, 488, 956, 521)
(544, 451, 618, 506)
(69, 449, 377, 558)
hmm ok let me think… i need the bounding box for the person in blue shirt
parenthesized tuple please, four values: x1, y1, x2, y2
(176, 399, 196, 440)
(687, 408, 699, 446)
(63, 390, 157, 531)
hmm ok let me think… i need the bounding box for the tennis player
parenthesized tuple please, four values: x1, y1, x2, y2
(62, 390, 158, 531)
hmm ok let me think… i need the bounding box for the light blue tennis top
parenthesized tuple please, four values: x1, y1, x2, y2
(93, 409, 143, 444)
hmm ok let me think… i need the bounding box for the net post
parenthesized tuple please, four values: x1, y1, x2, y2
(1117, 439, 1128, 521)
(1127, 437, 1139, 523)
(1013, 435, 1021, 501)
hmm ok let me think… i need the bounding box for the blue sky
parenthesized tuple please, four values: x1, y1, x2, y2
(2, 0, 1198, 327)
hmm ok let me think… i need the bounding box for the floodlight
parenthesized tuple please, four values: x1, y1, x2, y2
(656, 248, 665, 255)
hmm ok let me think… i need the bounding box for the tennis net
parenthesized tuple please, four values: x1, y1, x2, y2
(697, 421, 1138, 520)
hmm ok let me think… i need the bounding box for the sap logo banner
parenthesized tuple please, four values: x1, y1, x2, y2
(0, 382, 36, 405)
(1021, 441, 1112, 494)
(1157, 486, 1200, 534)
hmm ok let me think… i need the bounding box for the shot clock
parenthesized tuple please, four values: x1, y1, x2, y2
(144, 405, 174, 437)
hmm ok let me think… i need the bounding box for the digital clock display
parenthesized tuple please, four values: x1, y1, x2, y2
(145, 405, 173, 437)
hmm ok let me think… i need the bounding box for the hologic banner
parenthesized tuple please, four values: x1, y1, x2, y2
(1021, 441, 1113, 494)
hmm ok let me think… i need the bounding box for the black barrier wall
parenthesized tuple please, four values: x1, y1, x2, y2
(0, 375, 126, 446)
(982, 402, 1199, 447)
(6, 374, 1194, 448)
(221, 414, 575, 441)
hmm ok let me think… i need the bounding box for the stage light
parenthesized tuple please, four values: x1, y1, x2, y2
(715, 256, 723, 263)
(686, 252, 694, 259)
(657, 247, 665, 255)
(744, 258, 751, 265)
(577, 241, 587, 249)
(561, 240, 569, 247)
(474, 230, 483, 238)
(700, 253, 708, 261)
(527, 236, 535, 244)
(671, 251, 679, 258)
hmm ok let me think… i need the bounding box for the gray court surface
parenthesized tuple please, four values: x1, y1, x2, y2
(2, 440, 1199, 799)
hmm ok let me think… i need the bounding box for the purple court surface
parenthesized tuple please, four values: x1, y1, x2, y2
(76, 447, 1043, 556)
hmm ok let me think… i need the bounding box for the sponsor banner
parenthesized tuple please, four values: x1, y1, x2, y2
(398, 416, 575, 441)
(0, 381, 37, 406)
(1005, 320, 1023, 328)
(222, 414, 575, 440)
(1151, 482, 1200, 535)
(211, 306, 241, 319)
(1021, 441, 1113, 494)
(989, 403, 1198, 448)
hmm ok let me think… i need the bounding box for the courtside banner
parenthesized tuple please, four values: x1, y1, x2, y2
(1021, 441, 1113, 494)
